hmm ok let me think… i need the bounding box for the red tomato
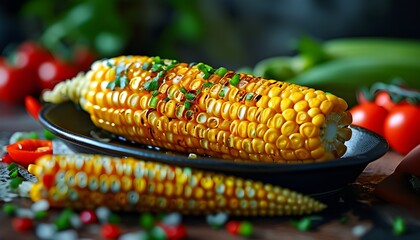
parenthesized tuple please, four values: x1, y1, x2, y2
(38, 60, 78, 90)
(14, 41, 53, 71)
(374, 91, 407, 112)
(349, 102, 388, 136)
(384, 105, 420, 155)
(6, 139, 53, 167)
(73, 47, 97, 72)
(0, 60, 37, 103)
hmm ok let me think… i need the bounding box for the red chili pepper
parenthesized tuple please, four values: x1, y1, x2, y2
(25, 96, 43, 121)
(6, 139, 53, 167)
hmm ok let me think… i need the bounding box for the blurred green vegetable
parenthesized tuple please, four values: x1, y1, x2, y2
(289, 55, 420, 106)
(251, 37, 420, 107)
(324, 38, 420, 59)
(21, 0, 129, 57)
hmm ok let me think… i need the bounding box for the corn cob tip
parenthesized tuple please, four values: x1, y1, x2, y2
(29, 154, 327, 216)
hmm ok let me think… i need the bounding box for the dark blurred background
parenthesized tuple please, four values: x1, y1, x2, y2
(1, 0, 419, 69)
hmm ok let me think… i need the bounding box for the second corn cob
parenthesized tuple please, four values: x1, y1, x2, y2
(28, 154, 327, 216)
(43, 55, 352, 163)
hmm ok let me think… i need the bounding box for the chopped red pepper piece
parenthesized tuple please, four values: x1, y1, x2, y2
(6, 139, 53, 167)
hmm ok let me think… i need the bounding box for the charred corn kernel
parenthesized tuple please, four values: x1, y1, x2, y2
(29, 154, 326, 215)
(43, 56, 352, 162)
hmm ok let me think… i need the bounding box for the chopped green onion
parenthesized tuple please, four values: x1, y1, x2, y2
(202, 82, 214, 88)
(9, 169, 18, 178)
(119, 75, 128, 88)
(197, 63, 214, 79)
(179, 87, 187, 94)
(291, 217, 312, 232)
(142, 62, 150, 70)
(152, 56, 162, 64)
(43, 129, 56, 140)
(214, 67, 227, 77)
(152, 90, 159, 97)
(2, 203, 17, 215)
(219, 90, 225, 97)
(7, 163, 18, 171)
(106, 61, 114, 68)
(185, 92, 196, 101)
(164, 97, 170, 102)
(143, 79, 159, 91)
(34, 211, 48, 219)
(106, 81, 117, 90)
(184, 101, 192, 109)
(151, 63, 163, 72)
(10, 177, 23, 190)
(229, 74, 240, 86)
(149, 96, 158, 108)
(245, 93, 254, 100)
(393, 217, 406, 236)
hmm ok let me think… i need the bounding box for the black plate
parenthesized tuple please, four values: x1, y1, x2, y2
(39, 102, 388, 198)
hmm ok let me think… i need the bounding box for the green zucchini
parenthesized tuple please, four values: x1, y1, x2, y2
(323, 38, 420, 59)
(289, 55, 420, 107)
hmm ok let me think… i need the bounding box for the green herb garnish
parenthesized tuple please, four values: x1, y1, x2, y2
(245, 93, 254, 100)
(142, 62, 150, 70)
(219, 90, 225, 97)
(106, 62, 129, 90)
(152, 90, 159, 97)
(185, 92, 196, 101)
(197, 63, 214, 79)
(202, 82, 214, 88)
(393, 216, 406, 236)
(229, 74, 240, 86)
(151, 63, 163, 72)
(10, 177, 24, 190)
(184, 101, 192, 109)
(179, 87, 187, 94)
(149, 96, 158, 108)
(143, 78, 159, 91)
(214, 67, 227, 77)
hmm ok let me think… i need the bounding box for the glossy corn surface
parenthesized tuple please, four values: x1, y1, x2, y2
(43, 56, 352, 162)
(29, 154, 327, 216)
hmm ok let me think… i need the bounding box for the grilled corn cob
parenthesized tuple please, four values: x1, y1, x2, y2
(43, 56, 352, 162)
(28, 154, 327, 216)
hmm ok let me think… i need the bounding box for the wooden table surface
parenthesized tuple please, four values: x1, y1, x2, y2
(1, 102, 419, 240)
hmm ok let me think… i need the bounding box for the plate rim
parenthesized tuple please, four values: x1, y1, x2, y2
(39, 102, 389, 172)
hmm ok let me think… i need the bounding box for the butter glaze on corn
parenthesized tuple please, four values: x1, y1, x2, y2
(29, 154, 327, 216)
(43, 56, 352, 162)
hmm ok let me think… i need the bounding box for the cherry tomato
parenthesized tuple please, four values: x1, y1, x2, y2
(14, 41, 53, 71)
(38, 59, 78, 90)
(100, 223, 121, 239)
(6, 139, 53, 167)
(384, 105, 420, 155)
(374, 91, 407, 112)
(25, 96, 42, 120)
(349, 102, 388, 136)
(0, 60, 37, 103)
(73, 47, 97, 72)
(226, 220, 241, 235)
(12, 217, 34, 232)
